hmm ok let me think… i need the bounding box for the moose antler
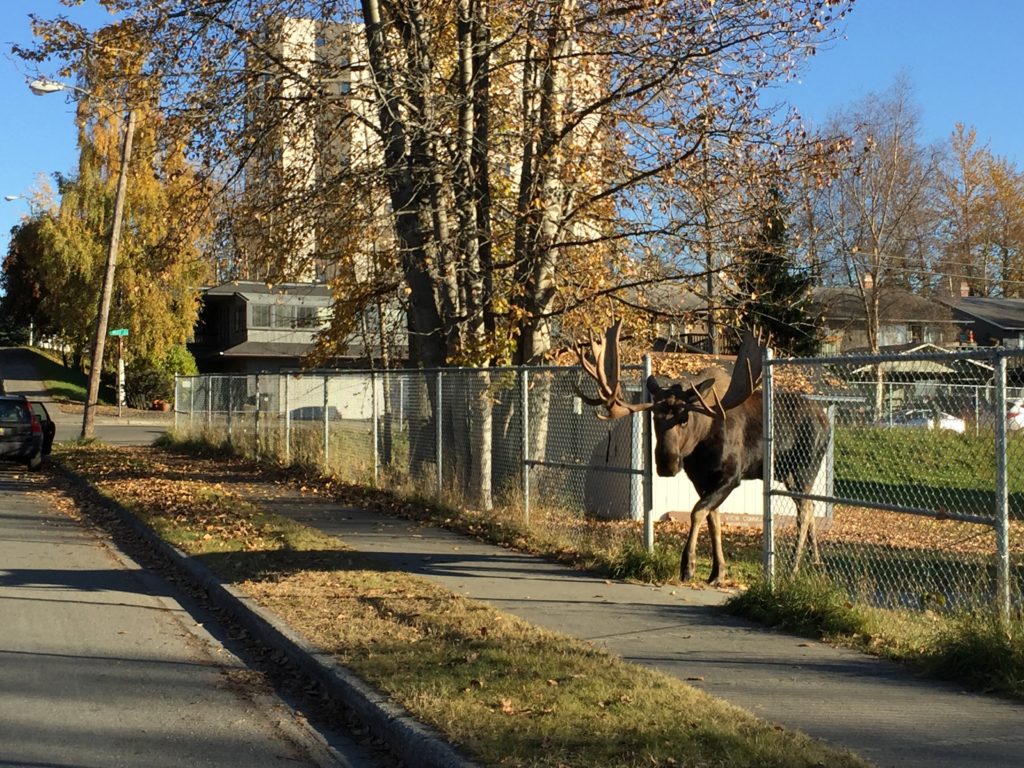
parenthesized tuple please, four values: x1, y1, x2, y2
(683, 329, 764, 418)
(573, 319, 653, 420)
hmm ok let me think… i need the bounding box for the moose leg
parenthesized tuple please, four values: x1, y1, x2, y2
(792, 498, 820, 573)
(706, 509, 728, 584)
(682, 482, 739, 582)
(680, 507, 710, 582)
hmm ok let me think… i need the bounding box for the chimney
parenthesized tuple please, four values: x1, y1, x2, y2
(862, 272, 874, 291)
(960, 280, 970, 298)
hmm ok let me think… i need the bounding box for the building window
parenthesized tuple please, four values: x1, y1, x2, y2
(296, 306, 319, 328)
(252, 304, 272, 327)
(273, 304, 294, 328)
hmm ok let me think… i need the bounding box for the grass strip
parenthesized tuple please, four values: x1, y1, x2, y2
(57, 443, 866, 768)
(725, 573, 1024, 699)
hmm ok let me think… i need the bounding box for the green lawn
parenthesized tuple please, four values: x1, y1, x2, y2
(834, 426, 1024, 518)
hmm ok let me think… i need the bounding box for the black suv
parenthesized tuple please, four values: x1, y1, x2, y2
(0, 395, 56, 471)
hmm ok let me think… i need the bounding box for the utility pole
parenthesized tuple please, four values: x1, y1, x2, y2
(82, 108, 136, 439)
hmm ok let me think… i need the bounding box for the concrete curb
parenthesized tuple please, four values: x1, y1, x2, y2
(54, 462, 479, 768)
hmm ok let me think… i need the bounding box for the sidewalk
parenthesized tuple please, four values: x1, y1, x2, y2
(0, 468, 351, 767)
(253, 488, 1024, 768)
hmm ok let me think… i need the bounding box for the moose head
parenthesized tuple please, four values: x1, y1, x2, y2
(575, 320, 824, 583)
(574, 320, 764, 477)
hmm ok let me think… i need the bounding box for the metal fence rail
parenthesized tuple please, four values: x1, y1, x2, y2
(175, 347, 1024, 618)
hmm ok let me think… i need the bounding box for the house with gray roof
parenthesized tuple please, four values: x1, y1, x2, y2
(189, 281, 334, 373)
(810, 286, 961, 354)
(939, 295, 1024, 349)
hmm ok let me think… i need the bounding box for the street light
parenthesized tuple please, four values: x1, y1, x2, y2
(29, 77, 137, 440)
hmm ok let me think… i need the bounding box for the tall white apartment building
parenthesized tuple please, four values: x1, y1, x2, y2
(245, 17, 378, 283)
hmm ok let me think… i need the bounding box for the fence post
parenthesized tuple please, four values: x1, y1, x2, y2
(436, 370, 444, 497)
(825, 404, 836, 520)
(323, 374, 330, 470)
(399, 376, 405, 432)
(284, 374, 291, 465)
(762, 347, 776, 584)
(642, 355, 654, 552)
(521, 367, 530, 526)
(189, 376, 194, 430)
(254, 374, 261, 459)
(371, 370, 379, 485)
(994, 352, 1010, 620)
(173, 374, 179, 432)
(226, 376, 233, 444)
(207, 375, 213, 429)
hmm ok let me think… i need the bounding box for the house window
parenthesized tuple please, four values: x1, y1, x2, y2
(273, 304, 295, 328)
(252, 304, 272, 327)
(232, 305, 245, 333)
(295, 306, 319, 328)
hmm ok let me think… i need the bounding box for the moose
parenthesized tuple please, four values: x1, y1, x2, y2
(575, 320, 828, 583)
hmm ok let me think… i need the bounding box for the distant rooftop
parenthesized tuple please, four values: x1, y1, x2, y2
(940, 296, 1024, 331)
(203, 280, 331, 298)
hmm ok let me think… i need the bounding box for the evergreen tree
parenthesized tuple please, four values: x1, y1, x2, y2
(735, 192, 821, 356)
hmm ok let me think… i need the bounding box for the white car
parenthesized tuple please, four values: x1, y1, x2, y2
(889, 408, 967, 434)
(1008, 399, 1024, 432)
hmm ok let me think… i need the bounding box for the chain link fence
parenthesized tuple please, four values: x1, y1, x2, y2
(765, 347, 1024, 618)
(174, 366, 648, 558)
(175, 348, 1024, 618)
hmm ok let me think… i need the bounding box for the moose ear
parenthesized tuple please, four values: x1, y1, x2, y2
(692, 377, 718, 397)
(646, 375, 664, 397)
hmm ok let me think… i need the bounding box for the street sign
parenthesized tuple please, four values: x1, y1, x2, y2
(109, 328, 129, 337)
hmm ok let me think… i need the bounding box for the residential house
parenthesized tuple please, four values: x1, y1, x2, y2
(189, 281, 333, 374)
(811, 286, 960, 354)
(939, 295, 1024, 349)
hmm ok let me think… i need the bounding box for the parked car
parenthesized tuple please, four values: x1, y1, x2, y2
(888, 408, 967, 434)
(1008, 399, 1024, 432)
(30, 401, 56, 453)
(289, 406, 341, 421)
(0, 396, 55, 470)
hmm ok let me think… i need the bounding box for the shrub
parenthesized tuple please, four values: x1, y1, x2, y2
(125, 359, 174, 408)
(162, 344, 198, 377)
(124, 346, 199, 408)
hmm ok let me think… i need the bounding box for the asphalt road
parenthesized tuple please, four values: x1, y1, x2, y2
(0, 346, 171, 448)
(54, 415, 171, 446)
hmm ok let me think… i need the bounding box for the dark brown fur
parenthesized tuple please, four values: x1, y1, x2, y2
(647, 373, 828, 583)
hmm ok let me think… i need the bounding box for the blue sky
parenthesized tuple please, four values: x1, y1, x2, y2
(2, 1, 1023, 258)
